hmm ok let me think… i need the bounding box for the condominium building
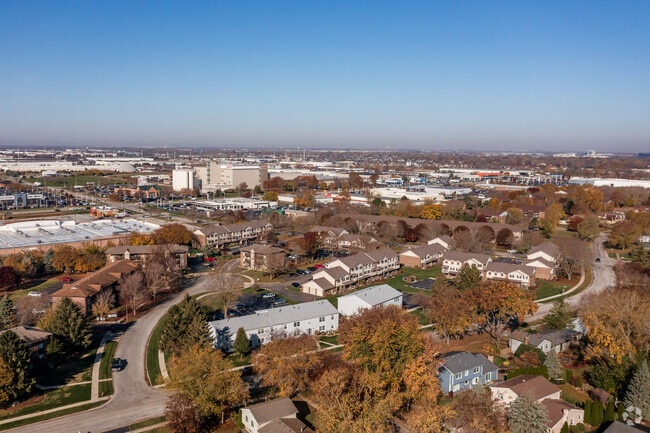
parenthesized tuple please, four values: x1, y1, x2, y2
(192, 220, 273, 248)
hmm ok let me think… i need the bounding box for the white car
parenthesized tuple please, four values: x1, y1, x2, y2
(262, 293, 275, 299)
(507, 249, 517, 254)
(28, 291, 42, 297)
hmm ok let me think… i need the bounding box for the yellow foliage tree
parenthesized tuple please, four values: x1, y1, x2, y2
(420, 203, 442, 220)
(130, 232, 155, 245)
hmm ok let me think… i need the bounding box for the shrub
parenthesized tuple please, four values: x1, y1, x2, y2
(515, 343, 546, 363)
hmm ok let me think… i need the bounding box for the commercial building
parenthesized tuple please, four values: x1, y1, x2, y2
(337, 284, 403, 316)
(208, 300, 339, 349)
(197, 162, 268, 191)
(172, 168, 199, 191)
(0, 192, 46, 209)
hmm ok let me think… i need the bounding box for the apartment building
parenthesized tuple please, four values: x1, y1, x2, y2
(239, 244, 285, 272)
(105, 244, 188, 267)
(337, 284, 403, 316)
(524, 241, 561, 280)
(192, 220, 273, 248)
(441, 251, 492, 275)
(400, 242, 447, 269)
(208, 300, 339, 349)
(484, 261, 536, 289)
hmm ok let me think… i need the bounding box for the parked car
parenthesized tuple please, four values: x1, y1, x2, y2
(308, 266, 318, 272)
(204, 257, 216, 262)
(595, 257, 601, 262)
(292, 282, 301, 288)
(507, 249, 517, 254)
(28, 291, 42, 297)
(273, 298, 287, 305)
(241, 366, 255, 377)
(262, 293, 275, 299)
(315, 264, 325, 268)
(60, 277, 72, 282)
(112, 358, 122, 372)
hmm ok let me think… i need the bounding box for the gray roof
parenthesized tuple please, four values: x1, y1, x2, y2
(209, 300, 338, 333)
(528, 241, 561, 259)
(339, 284, 402, 306)
(441, 351, 497, 374)
(602, 421, 650, 433)
(485, 261, 536, 277)
(510, 329, 581, 347)
(240, 244, 284, 254)
(246, 398, 298, 424)
(404, 243, 446, 258)
(442, 251, 492, 265)
(524, 256, 555, 268)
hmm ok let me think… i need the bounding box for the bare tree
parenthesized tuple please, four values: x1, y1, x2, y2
(91, 288, 115, 320)
(559, 238, 591, 279)
(206, 274, 243, 316)
(16, 294, 51, 325)
(119, 271, 146, 319)
(144, 260, 165, 300)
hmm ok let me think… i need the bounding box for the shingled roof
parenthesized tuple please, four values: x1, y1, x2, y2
(52, 260, 139, 298)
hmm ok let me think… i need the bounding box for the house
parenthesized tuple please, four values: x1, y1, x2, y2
(51, 260, 140, 315)
(439, 351, 498, 395)
(105, 244, 188, 267)
(484, 262, 536, 289)
(239, 244, 285, 272)
(519, 205, 546, 220)
(337, 284, 403, 316)
(427, 235, 454, 249)
(311, 225, 349, 249)
(441, 251, 492, 276)
(1, 326, 51, 367)
(208, 300, 339, 349)
(301, 267, 350, 297)
(508, 329, 582, 354)
(240, 398, 313, 433)
(490, 375, 584, 433)
(192, 220, 273, 248)
(477, 209, 507, 223)
(525, 242, 562, 280)
(602, 421, 650, 433)
(337, 233, 377, 252)
(399, 243, 447, 269)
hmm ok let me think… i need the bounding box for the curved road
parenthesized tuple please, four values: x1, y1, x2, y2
(9, 260, 240, 433)
(528, 234, 616, 321)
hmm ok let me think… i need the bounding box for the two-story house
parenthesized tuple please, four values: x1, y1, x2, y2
(524, 241, 561, 280)
(441, 251, 492, 276)
(439, 351, 498, 395)
(240, 398, 313, 433)
(399, 243, 447, 269)
(484, 261, 536, 289)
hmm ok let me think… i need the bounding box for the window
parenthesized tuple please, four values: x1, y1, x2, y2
(294, 321, 300, 327)
(472, 377, 479, 385)
(485, 372, 492, 382)
(319, 317, 325, 322)
(319, 326, 325, 331)
(473, 367, 480, 374)
(258, 328, 264, 334)
(245, 415, 248, 422)
(464, 370, 469, 376)
(578, 414, 582, 420)
(454, 372, 462, 380)
(452, 384, 460, 392)
(283, 324, 287, 329)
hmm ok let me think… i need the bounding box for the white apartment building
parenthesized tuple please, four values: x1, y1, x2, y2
(208, 300, 339, 349)
(337, 284, 403, 317)
(441, 251, 492, 275)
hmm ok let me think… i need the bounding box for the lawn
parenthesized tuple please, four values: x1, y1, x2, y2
(99, 340, 117, 380)
(146, 315, 168, 386)
(371, 266, 442, 295)
(559, 383, 590, 406)
(0, 383, 91, 421)
(409, 308, 430, 326)
(318, 335, 339, 345)
(540, 265, 593, 304)
(98, 380, 114, 397)
(36, 338, 101, 386)
(129, 416, 168, 430)
(8, 277, 58, 302)
(535, 273, 581, 300)
(230, 354, 252, 367)
(0, 401, 105, 431)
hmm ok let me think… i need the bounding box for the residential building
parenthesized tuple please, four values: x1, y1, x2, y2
(602, 421, 650, 432)
(490, 375, 584, 433)
(439, 351, 498, 395)
(105, 244, 188, 267)
(441, 251, 492, 276)
(508, 329, 582, 354)
(192, 220, 273, 248)
(524, 241, 562, 280)
(208, 300, 339, 349)
(311, 226, 349, 249)
(300, 266, 350, 297)
(337, 284, 403, 316)
(239, 244, 285, 272)
(336, 233, 377, 252)
(240, 398, 313, 433)
(400, 243, 447, 269)
(2, 326, 51, 367)
(484, 262, 536, 288)
(427, 235, 454, 249)
(519, 205, 546, 220)
(51, 260, 140, 314)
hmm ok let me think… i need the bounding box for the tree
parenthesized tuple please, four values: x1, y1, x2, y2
(591, 400, 604, 426)
(577, 218, 599, 239)
(508, 395, 549, 433)
(580, 288, 649, 363)
(159, 295, 210, 356)
(0, 295, 16, 331)
(584, 399, 592, 425)
(165, 392, 204, 433)
(166, 345, 248, 423)
(0, 331, 33, 406)
(119, 271, 146, 319)
(471, 282, 538, 348)
(152, 223, 193, 245)
(143, 259, 165, 300)
(0, 356, 14, 408)
(262, 191, 278, 201)
(544, 350, 563, 380)
(540, 218, 556, 237)
(420, 203, 442, 220)
(496, 228, 514, 246)
(543, 299, 573, 330)
(455, 263, 483, 291)
(605, 399, 616, 422)
(16, 294, 51, 325)
(91, 289, 115, 320)
(43, 249, 55, 274)
(629, 243, 649, 264)
(0, 266, 20, 290)
(447, 385, 509, 433)
(206, 274, 242, 316)
(560, 422, 570, 433)
(47, 297, 91, 349)
(233, 328, 251, 360)
(130, 232, 155, 245)
(252, 335, 322, 397)
(505, 208, 525, 225)
(427, 287, 473, 344)
(623, 360, 650, 420)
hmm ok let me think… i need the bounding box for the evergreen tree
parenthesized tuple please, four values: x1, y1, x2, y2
(233, 328, 251, 359)
(0, 330, 34, 406)
(508, 395, 549, 433)
(584, 399, 592, 425)
(605, 399, 616, 422)
(617, 401, 625, 420)
(159, 295, 210, 356)
(623, 360, 650, 420)
(592, 400, 604, 426)
(0, 296, 16, 331)
(560, 422, 570, 433)
(47, 297, 92, 350)
(43, 249, 55, 274)
(544, 350, 563, 380)
(543, 299, 573, 330)
(455, 263, 483, 291)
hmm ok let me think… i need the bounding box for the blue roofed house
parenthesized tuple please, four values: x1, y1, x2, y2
(439, 351, 498, 395)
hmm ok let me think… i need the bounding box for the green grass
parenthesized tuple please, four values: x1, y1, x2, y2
(146, 315, 169, 386)
(0, 401, 105, 431)
(318, 335, 339, 345)
(230, 354, 252, 367)
(98, 380, 114, 397)
(493, 355, 506, 366)
(540, 264, 593, 304)
(36, 338, 101, 386)
(99, 340, 117, 380)
(409, 308, 430, 326)
(370, 266, 442, 295)
(535, 274, 581, 300)
(559, 383, 590, 405)
(27, 174, 132, 188)
(8, 277, 58, 302)
(0, 383, 91, 421)
(129, 416, 168, 430)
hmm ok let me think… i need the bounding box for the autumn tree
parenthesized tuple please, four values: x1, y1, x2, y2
(0, 331, 34, 406)
(0, 356, 14, 408)
(579, 288, 649, 363)
(119, 271, 146, 318)
(446, 385, 510, 433)
(143, 259, 165, 300)
(47, 297, 92, 350)
(130, 232, 155, 245)
(91, 289, 115, 320)
(16, 294, 51, 325)
(420, 203, 442, 220)
(0, 266, 20, 290)
(153, 223, 193, 245)
(496, 228, 514, 246)
(166, 345, 248, 423)
(455, 263, 483, 291)
(52, 245, 80, 273)
(206, 274, 242, 316)
(427, 287, 473, 344)
(471, 282, 538, 347)
(508, 394, 549, 433)
(159, 295, 210, 356)
(252, 335, 323, 397)
(505, 208, 525, 225)
(165, 392, 204, 433)
(577, 218, 600, 239)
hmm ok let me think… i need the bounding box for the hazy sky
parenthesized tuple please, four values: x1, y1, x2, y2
(1, 1, 649, 152)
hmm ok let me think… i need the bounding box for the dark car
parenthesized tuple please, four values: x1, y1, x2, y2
(274, 298, 287, 305)
(292, 282, 301, 288)
(112, 358, 122, 372)
(307, 266, 318, 272)
(595, 257, 601, 262)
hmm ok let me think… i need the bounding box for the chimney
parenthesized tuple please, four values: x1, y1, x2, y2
(524, 335, 529, 345)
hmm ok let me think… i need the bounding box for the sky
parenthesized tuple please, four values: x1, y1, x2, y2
(0, 1, 649, 152)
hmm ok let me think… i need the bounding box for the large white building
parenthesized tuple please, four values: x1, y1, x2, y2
(337, 284, 403, 317)
(208, 300, 339, 349)
(196, 162, 269, 191)
(172, 168, 196, 191)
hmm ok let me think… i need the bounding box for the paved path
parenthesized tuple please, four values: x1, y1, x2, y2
(535, 266, 585, 303)
(35, 379, 111, 391)
(157, 351, 168, 380)
(0, 397, 110, 427)
(91, 332, 112, 401)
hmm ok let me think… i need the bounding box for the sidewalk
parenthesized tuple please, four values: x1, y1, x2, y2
(535, 266, 585, 303)
(0, 397, 110, 426)
(91, 331, 113, 401)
